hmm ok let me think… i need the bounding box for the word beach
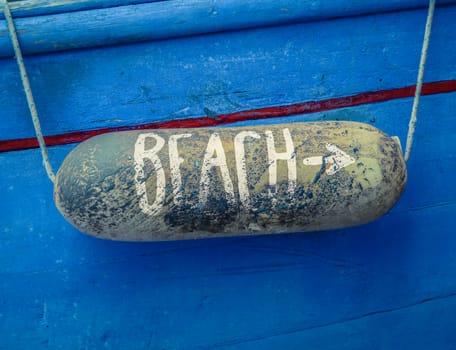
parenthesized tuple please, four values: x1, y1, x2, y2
(54, 121, 407, 241)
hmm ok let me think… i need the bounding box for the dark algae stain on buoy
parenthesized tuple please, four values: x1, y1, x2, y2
(54, 121, 407, 241)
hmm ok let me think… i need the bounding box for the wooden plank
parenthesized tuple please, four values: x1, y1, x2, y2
(1, 1, 455, 347)
(1, 5, 455, 141)
(212, 292, 456, 349)
(1, 80, 455, 152)
(0, 190, 455, 348)
(1, 0, 456, 57)
(4, 0, 165, 18)
(1, 88, 455, 347)
(2, 90, 455, 222)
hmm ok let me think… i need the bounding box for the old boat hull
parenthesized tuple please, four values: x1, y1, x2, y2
(1, 0, 455, 348)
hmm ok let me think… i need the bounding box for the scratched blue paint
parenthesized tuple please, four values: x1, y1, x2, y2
(1, 0, 456, 348)
(1, 5, 456, 141)
(2, 0, 456, 57)
(1, 94, 455, 348)
(2, 0, 164, 18)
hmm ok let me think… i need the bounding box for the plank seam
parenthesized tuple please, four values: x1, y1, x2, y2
(0, 79, 455, 153)
(209, 291, 456, 348)
(2, 1, 456, 57)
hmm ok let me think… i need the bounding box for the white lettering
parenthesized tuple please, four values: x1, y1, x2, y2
(169, 133, 192, 206)
(234, 131, 261, 209)
(265, 128, 296, 201)
(199, 132, 235, 206)
(134, 133, 166, 216)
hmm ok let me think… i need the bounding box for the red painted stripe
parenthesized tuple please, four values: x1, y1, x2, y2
(1, 80, 455, 153)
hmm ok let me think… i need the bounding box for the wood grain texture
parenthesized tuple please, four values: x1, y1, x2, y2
(1, 5, 455, 141)
(0, 1, 455, 348)
(0, 93, 455, 348)
(3, 0, 163, 18)
(1, 80, 455, 153)
(1, 0, 456, 57)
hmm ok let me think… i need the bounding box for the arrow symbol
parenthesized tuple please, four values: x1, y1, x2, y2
(303, 143, 355, 175)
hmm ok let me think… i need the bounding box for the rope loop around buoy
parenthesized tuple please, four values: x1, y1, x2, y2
(1, 0, 56, 183)
(404, 0, 436, 162)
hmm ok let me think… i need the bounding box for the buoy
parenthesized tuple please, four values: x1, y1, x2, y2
(54, 121, 407, 241)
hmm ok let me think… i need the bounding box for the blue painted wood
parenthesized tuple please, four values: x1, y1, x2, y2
(1, 92, 455, 348)
(1, 0, 456, 57)
(4, 0, 165, 18)
(1, 1, 456, 348)
(1, 5, 455, 141)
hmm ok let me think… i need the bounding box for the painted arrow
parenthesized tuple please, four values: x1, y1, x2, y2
(303, 143, 355, 175)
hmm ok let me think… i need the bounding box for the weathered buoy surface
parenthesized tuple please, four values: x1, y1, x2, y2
(54, 121, 407, 241)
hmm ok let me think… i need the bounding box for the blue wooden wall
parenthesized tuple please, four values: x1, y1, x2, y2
(1, 0, 456, 348)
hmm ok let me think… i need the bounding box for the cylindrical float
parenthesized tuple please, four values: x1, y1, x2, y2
(54, 121, 407, 241)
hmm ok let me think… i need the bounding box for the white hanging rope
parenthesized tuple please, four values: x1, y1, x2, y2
(404, 0, 436, 162)
(2, 0, 56, 183)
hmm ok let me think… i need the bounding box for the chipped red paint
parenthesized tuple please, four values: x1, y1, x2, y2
(1, 80, 455, 153)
